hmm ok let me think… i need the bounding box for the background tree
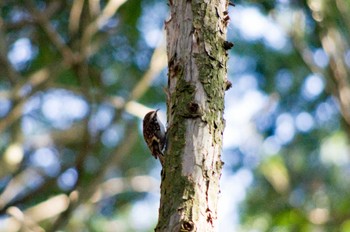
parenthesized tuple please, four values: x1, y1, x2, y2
(1, 0, 350, 231)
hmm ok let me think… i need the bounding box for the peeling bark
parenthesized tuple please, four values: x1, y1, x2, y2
(156, 0, 229, 231)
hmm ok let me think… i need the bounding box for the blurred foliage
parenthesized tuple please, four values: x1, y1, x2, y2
(0, 0, 350, 231)
(231, 0, 350, 231)
(0, 0, 166, 231)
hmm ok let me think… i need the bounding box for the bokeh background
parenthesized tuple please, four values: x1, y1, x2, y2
(1, 0, 350, 231)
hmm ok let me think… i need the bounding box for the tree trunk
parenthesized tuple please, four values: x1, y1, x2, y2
(156, 0, 229, 231)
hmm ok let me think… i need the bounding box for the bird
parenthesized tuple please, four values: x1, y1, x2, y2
(143, 109, 166, 165)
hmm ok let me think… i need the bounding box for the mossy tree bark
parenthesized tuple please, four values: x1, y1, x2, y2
(156, 0, 230, 231)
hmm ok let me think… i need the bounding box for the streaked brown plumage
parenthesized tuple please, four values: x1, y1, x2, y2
(143, 110, 166, 165)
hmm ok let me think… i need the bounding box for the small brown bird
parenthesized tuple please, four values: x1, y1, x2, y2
(143, 110, 166, 165)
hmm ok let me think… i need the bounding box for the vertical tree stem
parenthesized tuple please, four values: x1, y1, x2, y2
(157, 0, 229, 231)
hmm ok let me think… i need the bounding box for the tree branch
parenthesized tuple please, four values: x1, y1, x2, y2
(26, 0, 78, 65)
